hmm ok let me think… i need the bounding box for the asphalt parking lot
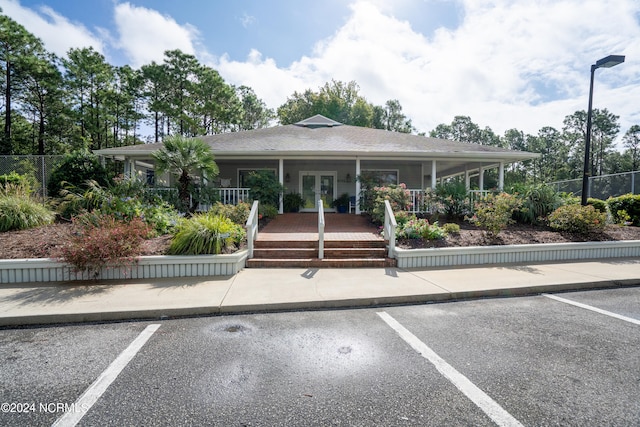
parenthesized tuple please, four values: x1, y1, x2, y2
(1, 286, 639, 426)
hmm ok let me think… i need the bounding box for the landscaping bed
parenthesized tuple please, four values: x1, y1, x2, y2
(1, 220, 639, 260)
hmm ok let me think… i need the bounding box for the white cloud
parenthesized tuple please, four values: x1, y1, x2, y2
(215, 0, 640, 137)
(240, 13, 256, 28)
(113, 2, 199, 68)
(0, 0, 106, 58)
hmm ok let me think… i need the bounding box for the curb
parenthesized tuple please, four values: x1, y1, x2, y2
(2, 278, 638, 328)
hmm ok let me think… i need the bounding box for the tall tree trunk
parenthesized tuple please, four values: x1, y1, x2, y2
(3, 60, 11, 154)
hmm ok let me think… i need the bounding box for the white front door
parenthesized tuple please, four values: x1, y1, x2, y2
(300, 171, 336, 212)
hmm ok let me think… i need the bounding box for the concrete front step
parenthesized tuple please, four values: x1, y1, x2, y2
(249, 239, 391, 268)
(245, 258, 397, 268)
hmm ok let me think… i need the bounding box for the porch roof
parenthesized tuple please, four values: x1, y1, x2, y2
(94, 115, 538, 163)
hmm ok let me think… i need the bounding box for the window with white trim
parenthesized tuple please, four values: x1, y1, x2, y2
(360, 169, 399, 186)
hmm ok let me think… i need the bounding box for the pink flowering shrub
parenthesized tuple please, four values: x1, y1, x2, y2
(370, 183, 412, 225)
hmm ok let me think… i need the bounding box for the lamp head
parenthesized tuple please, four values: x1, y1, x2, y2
(595, 55, 625, 69)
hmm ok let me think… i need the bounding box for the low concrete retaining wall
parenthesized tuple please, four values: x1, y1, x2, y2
(2, 241, 640, 284)
(0, 251, 248, 284)
(395, 240, 640, 269)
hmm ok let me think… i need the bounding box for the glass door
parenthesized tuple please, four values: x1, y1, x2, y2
(300, 171, 336, 211)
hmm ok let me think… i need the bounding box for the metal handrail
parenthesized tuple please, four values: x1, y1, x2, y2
(383, 200, 397, 258)
(318, 199, 325, 259)
(245, 200, 259, 258)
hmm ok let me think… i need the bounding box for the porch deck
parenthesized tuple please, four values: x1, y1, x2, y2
(257, 213, 383, 242)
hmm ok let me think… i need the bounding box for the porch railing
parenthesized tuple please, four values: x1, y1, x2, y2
(318, 199, 325, 260)
(405, 189, 491, 213)
(407, 189, 423, 214)
(217, 187, 251, 205)
(245, 200, 259, 258)
(148, 187, 251, 210)
(383, 200, 397, 258)
(468, 190, 492, 206)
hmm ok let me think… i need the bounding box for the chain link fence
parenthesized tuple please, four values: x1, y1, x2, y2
(0, 155, 64, 199)
(550, 171, 640, 200)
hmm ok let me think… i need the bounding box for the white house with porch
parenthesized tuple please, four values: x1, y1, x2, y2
(94, 114, 538, 213)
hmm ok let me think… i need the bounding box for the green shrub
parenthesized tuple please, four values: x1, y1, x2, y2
(587, 198, 607, 214)
(259, 204, 279, 220)
(54, 179, 180, 235)
(283, 192, 305, 212)
(245, 170, 283, 207)
(47, 151, 110, 198)
(548, 204, 606, 234)
(514, 184, 562, 224)
(467, 192, 522, 238)
(396, 216, 447, 240)
(434, 181, 470, 218)
(607, 194, 640, 225)
(356, 174, 378, 214)
(98, 195, 179, 236)
(370, 183, 412, 225)
(209, 202, 251, 225)
(394, 210, 412, 228)
(168, 213, 245, 255)
(443, 223, 461, 235)
(58, 214, 151, 278)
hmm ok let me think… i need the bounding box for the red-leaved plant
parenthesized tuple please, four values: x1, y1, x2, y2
(58, 213, 151, 279)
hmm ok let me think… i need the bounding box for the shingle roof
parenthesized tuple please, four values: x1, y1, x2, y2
(94, 115, 538, 161)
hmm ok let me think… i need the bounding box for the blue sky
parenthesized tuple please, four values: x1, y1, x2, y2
(2, 0, 639, 143)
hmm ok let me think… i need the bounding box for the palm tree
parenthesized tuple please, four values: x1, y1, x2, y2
(152, 135, 219, 211)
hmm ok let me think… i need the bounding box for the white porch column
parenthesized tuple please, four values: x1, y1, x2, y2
(278, 158, 284, 214)
(124, 159, 134, 179)
(465, 169, 470, 191)
(431, 160, 437, 189)
(498, 162, 504, 191)
(478, 165, 484, 191)
(355, 157, 361, 214)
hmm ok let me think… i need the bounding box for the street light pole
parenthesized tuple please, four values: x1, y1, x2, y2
(581, 55, 625, 206)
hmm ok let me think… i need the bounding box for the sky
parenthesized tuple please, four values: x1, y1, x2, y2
(2, 0, 640, 145)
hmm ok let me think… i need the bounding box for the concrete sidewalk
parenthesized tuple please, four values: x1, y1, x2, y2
(1, 259, 640, 327)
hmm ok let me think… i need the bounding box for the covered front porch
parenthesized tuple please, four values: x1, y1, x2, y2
(202, 156, 509, 214)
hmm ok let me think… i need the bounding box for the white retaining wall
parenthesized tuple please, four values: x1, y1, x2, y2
(2, 241, 639, 284)
(395, 240, 640, 269)
(0, 251, 248, 284)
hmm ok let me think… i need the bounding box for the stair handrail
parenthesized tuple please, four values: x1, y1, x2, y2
(245, 200, 260, 258)
(383, 200, 397, 258)
(318, 199, 325, 259)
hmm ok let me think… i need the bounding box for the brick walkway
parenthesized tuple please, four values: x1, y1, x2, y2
(257, 213, 383, 241)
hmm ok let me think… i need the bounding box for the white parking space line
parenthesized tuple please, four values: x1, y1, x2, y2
(52, 324, 161, 427)
(543, 294, 640, 326)
(377, 312, 523, 427)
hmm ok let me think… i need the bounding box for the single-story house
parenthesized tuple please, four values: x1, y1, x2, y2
(94, 114, 539, 214)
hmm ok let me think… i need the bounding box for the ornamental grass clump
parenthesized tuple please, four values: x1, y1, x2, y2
(0, 183, 54, 232)
(58, 214, 151, 279)
(548, 204, 606, 235)
(168, 213, 245, 255)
